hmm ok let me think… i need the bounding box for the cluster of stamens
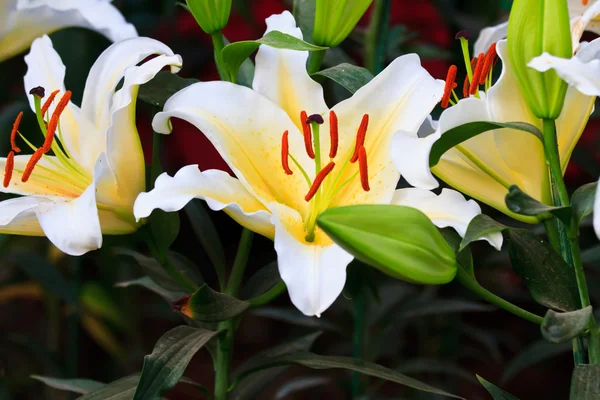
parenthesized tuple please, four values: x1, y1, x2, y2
(441, 31, 498, 109)
(281, 110, 370, 241)
(3, 86, 74, 188)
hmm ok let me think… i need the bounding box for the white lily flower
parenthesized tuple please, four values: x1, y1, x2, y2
(0, 35, 182, 255)
(392, 40, 594, 223)
(133, 11, 495, 317)
(474, 0, 600, 55)
(0, 0, 137, 62)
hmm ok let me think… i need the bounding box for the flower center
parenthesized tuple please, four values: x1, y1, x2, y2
(3, 87, 91, 196)
(441, 31, 498, 109)
(281, 110, 370, 242)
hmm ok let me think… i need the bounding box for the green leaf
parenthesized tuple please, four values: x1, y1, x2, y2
(115, 276, 186, 303)
(317, 205, 457, 284)
(172, 284, 249, 322)
(31, 376, 104, 394)
(293, 0, 316, 41)
(184, 200, 226, 290)
(240, 261, 281, 300)
(541, 306, 592, 344)
(476, 375, 519, 400)
(571, 182, 597, 225)
(252, 307, 343, 334)
(459, 215, 508, 252)
(222, 30, 327, 80)
(429, 121, 543, 168)
(507, 229, 580, 311)
(138, 71, 198, 108)
(439, 228, 474, 276)
(78, 374, 140, 400)
(234, 352, 463, 399)
(132, 326, 218, 400)
(150, 210, 180, 257)
(312, 63, 374, 94)
(501, 340, 571, 383)
(505, 185, 571, 224)
(7, 253, 78, 306)
(570, 365, 600, 400)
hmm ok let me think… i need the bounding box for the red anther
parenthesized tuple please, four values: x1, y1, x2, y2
(583, 0, 589, 5)
(305, 162, 335, 202)
(3, 151, 14, 188)
(350, 114, 369, 163)
(300, 111, 315, 159)
(10, 112, 23, 153)
(329, 110, 338, 158)
(463, 74, 470, 98)
(41, 89, 60, 117)
(442, 65, 458, 108)
(358, 146, 369, 192)
(480, 43, 497, 84)
(469, 53, 485, 95)
(281, 130, 293, 175)
(43, 90, 71, 153)
(21, 149, 43, 183)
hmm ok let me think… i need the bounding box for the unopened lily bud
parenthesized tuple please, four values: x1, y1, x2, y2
(185, 0, 232, 35)
(507, 0, 572, 119)
(313, 0, 373, 47)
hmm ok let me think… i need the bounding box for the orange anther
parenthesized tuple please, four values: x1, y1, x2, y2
(41, 89, 60, 117)
(21, 149, 43, 183)
(470, 53, 485, 95)
(358, 146, 369, 192)
(3, 151, 14, 188)
(281, 130, 293, 175)
(300, 111, 315, 159)
(42, 90, 71, 153)
(350, 114, 369, 163)
(583, 0, 589, 5)
(442, 65, 458, 108)
(480, 43, 497, 84)
(329, 110, 338, 159)
(10, 112, 23, 153)
(305, 162, 335, 202)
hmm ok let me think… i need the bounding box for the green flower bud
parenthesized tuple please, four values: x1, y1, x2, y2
(313, 0, 373, 47)
(507, 0, 572, 119)
(185, 0, 232, 35)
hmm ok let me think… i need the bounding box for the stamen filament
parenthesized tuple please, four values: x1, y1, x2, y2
(10, 112, 23, 153)
(281, 130, 293, 175)
(289, 154, 311, 187)
(305, 162, 335, 202)
(3, 151, 14, 188)
(358, 146, 370, 191)
(329, 110, 338, 158)
(350, 114, 369, 163)
(300, 111, 315, 159)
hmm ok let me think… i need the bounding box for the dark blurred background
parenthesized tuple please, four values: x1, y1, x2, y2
(0, 0, 599, 399)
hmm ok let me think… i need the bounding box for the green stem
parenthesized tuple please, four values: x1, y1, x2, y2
(214, 229, 254, 400)
(248, 281, 286, 308)
(211, 31, 230, 82)
(364, 0, 391, 74)
(457, 268, 544, 325)
(542, 119, 599, 364)
(543, 219, 561, 253)
(307, 49, 326, 74)
(351, 290, 365, 399)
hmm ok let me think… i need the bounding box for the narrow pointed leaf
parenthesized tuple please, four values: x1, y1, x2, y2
(570, 365, 600, 400)
(541, 306, 593, 344)
(505, 185, 571, 224)
(115, 276, 186, 303)
(222, 30, 327, 80)
(429, 121, 543, 168)
(78, 374, 140, 400)
(240, 261, 281, 300)
(172, 284, 249, 322)
(132, 326, 218, 400)
(312, 63, 374, 93)
(507, 229, 580, 311)
(571, 182, 597, 225)
(317, 205, 457, 284)
(234, 352, 463, 399)
(293, 0, 316, 41)
(459, 214, 509, 251)
(476, 375, 519, 400)
(138, 71, 198, 108)
(31, 376, 104, 394)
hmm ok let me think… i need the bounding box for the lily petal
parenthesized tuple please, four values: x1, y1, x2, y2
(528, 52, 600, 96)
(392, 188, 503, 250)
(595, 176, 600, 240)
(152, 81, 312, 217)
(0, 0, 137, 62)
(0, 196, 46, 236)
(474, 21, 508, 55)
(571, 1, 600, 50)
(107, 53, 182, 207)
(252, 11, 328, 130)
(34, 153, 113, 255)
(330, 54, 444, 207)
(134, 165, 275, 239)
(270, 203, 353, 317)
